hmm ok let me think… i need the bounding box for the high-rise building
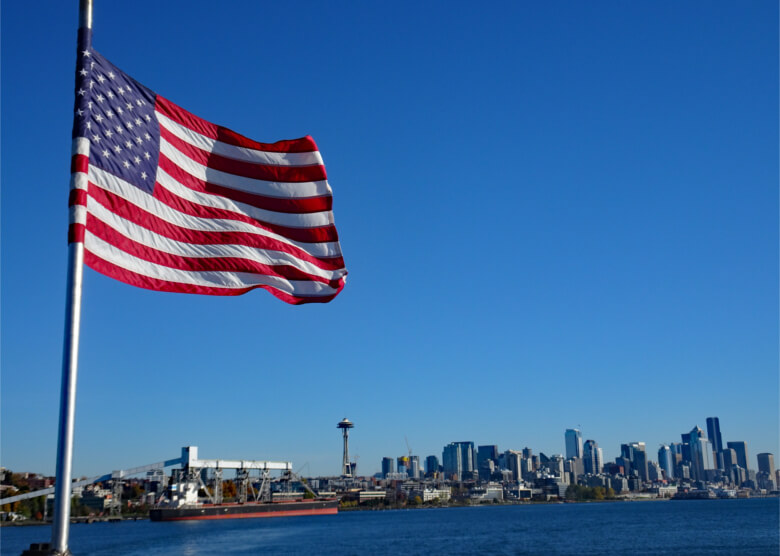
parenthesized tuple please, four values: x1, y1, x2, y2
(477, 445, 499, 482)
(621, 442, 648, 481)
(727, 441, 749, 471)
(425, 455, 439, 477)
(443, 442, 475, 481)
(658, 445, 674, 480)
(565, 429, 583, 460)
(409, 455, 420, 479)
(583, 440, 602, 475)
(381, 457, 395, 478)
(690, 431, 715, 481)
(757, 453, 775, 475)
(706, 417, 724, 457)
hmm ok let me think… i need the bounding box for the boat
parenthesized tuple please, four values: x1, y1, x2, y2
(149, 498, 338, 521)
(149, 447, 338, 521)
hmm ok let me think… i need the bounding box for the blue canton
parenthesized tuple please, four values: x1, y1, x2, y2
(73, 48, 160, 194)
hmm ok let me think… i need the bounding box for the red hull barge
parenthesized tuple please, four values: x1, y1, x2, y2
(149, 499, 339, 522)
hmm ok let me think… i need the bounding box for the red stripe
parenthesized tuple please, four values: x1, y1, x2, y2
(152, 181, 341, 250)
(158, 152, 332, 214)
(156, 96, 319, 154)
(84, 251, 344, 304)
(69, 189, 87, 207)
(88, 217, 342, 287)
(71, 154, 89, 174)
(69, 223, 85, 244)
(160, 126, 327, 183)
(88, 183, 345, 271)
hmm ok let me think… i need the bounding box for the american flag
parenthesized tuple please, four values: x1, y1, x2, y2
(69, 45, 347, 304)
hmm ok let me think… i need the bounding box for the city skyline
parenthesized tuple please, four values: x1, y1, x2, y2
(2, 2, 777, 479)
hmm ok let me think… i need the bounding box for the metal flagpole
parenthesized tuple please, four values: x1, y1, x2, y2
(49, 1, 92, 554)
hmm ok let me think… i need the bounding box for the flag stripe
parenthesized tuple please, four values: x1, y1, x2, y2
(85, 178, 346, 270)
(84, 251, 342, 304)
(159, 139, 330, 199)
(155, 96, 319, 154)
(157, 152, 333, 214)
(159, 125, 327, 183)
(156, 111, 324, 167)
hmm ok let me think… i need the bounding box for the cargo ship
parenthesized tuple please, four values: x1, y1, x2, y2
(149, 446, 339, 522)
(150, 498, 339, 521)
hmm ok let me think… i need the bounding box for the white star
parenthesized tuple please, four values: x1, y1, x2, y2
(76, 108, 84, 116)
(117, 86, 125, 94)
(126, 102, 133, 111)
(92, 134, 101, 142)
(90, 61, 95, 69)
(144, 115, 152, 122)
(95, 114, 104, 123)
(79, 68, 88, 76)
(144, 152, 151, 160)
(116, 106, 124, 115)
(141, 171, 148, 180)
(77, 88, 86, 96)
(96, 94, 105, 103)
(107, 91, 115, 99)
(105, 129, 113, 138)
(125, 140, 133, 148)
(123, 160, 131, 169)
(134, 118, 142, 125)
(115, 125, 123, 134)
(97, 74, 106, 83)
(136, 99, 143, 106)
(102, 149, 110, 157)
(82, 50, 91, 57)
(126, 121, 134, 129)
(135, 137, 143, 144)
(144, 133, 151, 141)
(89, 80, 95, 89)
(108, 71, 115, 79)
(106, 110, 114, 118)
(134, 156, 141, 164)
(85, 121, 92, 130)
(114, 145, 122, 153)
(87, 101, 94, 109)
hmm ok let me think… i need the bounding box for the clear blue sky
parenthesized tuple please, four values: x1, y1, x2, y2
(2, 1, 778, 477)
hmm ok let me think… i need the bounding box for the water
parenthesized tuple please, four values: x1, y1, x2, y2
(2, 499, 778, 555)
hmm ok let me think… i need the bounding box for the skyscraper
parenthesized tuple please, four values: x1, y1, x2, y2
(583, 440, 602, 475)
(381, 457, 395, 478)
(689, 427, 715, 481)
(565, 429, 583, 460)
(443, 442, 475, 481)
(658, 445, 674, 480)
(477, 445, 499, 482)
(727, 441, 749, 471)
(621, 442, 648, 481)
(757, 453, 775, 475)
(706, 417, 724, 467)
(425, 455, 440, 477)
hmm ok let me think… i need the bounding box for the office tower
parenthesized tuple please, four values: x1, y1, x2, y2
(381, 457, 395, 478)
(648, 461, 662, 482)
(522, 447, 533, 460)
(409, 455, 420, 479)
(397, 456, 409, 475)
(658, 445, 674, 480)
(727, 441, 749, 471)
(757, 453, 775, 475)
(505, 450, 523, 482)
(706, 417, 724, 456)
(565, 429, 583, 460)
(443, 442, 475, 481)
(477, 446, 499, 481)
(690, 432, 715, 481)
(583, 440, 602, 475)
(425, 455, 439, 477)
(621, 442, 648, 481)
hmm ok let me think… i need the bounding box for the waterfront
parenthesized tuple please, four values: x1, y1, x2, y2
(2, 498, 777, 555)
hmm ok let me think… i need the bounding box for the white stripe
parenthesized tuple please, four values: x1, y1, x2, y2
(84, 231, 340, 296)
(159, 139, 331, 199)
(87, 166, 343, 259)
(156, 112, 324, 167)
(70, 172, 88, 191)
(72, 137, 89, 156)
(86, 198, 344, 282)
(156, 166, 335, 228)
(70, 206, 86, 225)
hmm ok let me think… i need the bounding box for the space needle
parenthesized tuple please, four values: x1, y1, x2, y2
(337, 418, 354, 477)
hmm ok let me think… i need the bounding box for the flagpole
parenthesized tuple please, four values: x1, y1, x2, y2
(49, 1, 92, 554)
